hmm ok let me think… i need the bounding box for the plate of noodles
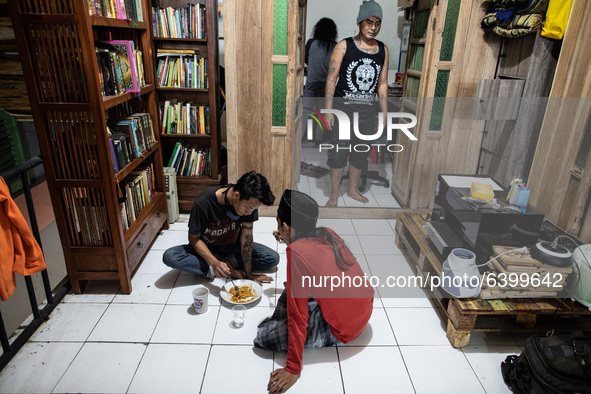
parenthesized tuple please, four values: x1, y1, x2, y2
(221, 279, 263, 305)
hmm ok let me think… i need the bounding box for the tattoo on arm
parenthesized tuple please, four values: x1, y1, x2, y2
(241, 233, 253, 276)
(328, 60, 336, 76)
(241, 223, 253, 230)
(325, 80, 336, 97)
(325, 43, 344, 98)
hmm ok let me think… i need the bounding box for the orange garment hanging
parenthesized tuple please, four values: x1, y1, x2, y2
(0, 176, 46, 301)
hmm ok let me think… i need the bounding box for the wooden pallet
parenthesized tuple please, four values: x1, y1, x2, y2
(395, 213, 591, 348)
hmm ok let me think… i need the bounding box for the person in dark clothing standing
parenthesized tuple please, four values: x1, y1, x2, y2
(303, 17, 338, 143)
(162, 171, 279, 285)
(304, 18, 338, 98)
(324, 0, 389, 207)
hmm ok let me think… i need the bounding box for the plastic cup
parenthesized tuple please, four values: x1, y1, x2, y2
(232, 305, 246, 327)
(192, 286, 209, 314)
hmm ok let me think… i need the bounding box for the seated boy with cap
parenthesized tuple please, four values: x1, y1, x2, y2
(255, 190, 374, 393)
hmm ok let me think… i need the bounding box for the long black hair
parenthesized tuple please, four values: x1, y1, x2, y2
(312, 17, 338, 51)
(293, 227, 354, 271)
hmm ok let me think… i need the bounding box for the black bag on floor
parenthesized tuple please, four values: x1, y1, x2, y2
(501, 334, 591, 393)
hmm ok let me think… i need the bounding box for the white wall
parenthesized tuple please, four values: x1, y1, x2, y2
(306, 0, 405, 83)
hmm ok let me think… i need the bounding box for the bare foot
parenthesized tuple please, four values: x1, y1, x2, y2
(347, 190, 369, 203)
(326, 196, 338, 207)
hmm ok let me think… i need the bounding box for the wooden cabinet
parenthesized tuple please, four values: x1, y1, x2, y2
(9, 0, 169, 294)
(476, 32, 560, 186)
(151, 0, 222, 211)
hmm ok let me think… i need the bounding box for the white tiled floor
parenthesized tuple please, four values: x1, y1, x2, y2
(0, 215, 525, 393)
(299, 143, 401, 208)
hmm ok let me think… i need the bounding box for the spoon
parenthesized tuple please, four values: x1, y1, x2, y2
(228, 278, 240, 295)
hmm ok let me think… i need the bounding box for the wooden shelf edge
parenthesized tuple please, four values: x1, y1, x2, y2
(114, 142, 160, 183)
(176, 175, 219, 183)
(153, 37, 207, 43)
(91, 16, 149, 29)
(103, 85, 155, 109)
(160, 133, 210, 138)
(156, 87, 209, 93)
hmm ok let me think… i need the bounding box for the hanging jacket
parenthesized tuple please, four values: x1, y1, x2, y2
(0, 176, 46, 301)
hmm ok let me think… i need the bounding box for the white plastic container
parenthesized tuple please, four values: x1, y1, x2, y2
(571, 245, 591, 310)
(441, 248, 482, 298)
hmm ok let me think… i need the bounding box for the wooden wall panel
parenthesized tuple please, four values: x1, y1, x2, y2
(226, 0, 264, 182)
(529, 99, 591, 227)
(440, 0, 501, 176)
(528, 0, 591, 241)
(224, 0, 303, 201)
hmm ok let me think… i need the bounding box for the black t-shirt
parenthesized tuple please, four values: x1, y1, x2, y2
(188, 186, 258, 253)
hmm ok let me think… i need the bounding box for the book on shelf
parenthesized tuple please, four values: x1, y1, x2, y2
(88, 0, 144, 22)
(108, 112, 156, 164)
(156, 53, 207, 89)
(156, 48, 200, 55)
(152, 4, 206, 39)
(96, 47, 118, 95)
(108, 134, 120, 173)
(110, 119, 141, 158)
(97, 40, 143, 93)
(167, 140, 211, 177)
(160, 100, 209, 135)
(110, 132, 132, 170)
(120, 163, 155, 230)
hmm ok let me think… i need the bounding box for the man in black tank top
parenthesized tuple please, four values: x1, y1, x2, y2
(323, 0, 389, 207)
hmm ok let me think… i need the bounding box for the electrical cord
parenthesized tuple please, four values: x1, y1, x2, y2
(443, 246, 528, 271)
(475, 246, 529, 268)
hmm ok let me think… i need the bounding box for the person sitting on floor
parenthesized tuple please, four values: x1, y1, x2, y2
(255, 190, 374, 393)
(162, 171, 278, 284)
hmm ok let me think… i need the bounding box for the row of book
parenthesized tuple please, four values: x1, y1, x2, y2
(88, 0, 144, 21)
(152, 5, 206, 39)
(160, 100, 209, 135)
(167, 141, 211, 177)
(96, 40, 145, 97)
(108, 113, 156, 173)
(156, 50, 208, 89)
(119, 164, 155, 230)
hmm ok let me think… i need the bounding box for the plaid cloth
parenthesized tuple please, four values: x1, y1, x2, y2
(254, 290, 339, 351)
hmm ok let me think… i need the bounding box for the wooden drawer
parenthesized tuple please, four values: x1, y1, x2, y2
(71, 247, 118, 272)
(126, 197, 167, 272)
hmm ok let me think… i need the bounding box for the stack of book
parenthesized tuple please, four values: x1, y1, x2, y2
(88, 0, 144, 21)
(108, 113, 156, 173)
(95, 40, 145, 97)
(156, 49, 207, 89)
(119, 163, 155, 230)
(479, 245, 573, 299)
(160, 100, 209, 135)
(152, 4, 206, 39)
(167, 141, 210, 177)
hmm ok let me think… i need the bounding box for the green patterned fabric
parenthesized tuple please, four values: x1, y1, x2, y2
(489, 12, 544, 37)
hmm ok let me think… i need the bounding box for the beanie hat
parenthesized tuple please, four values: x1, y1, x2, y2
(357, 0, 383, 24)
(277, 190, 319, 233)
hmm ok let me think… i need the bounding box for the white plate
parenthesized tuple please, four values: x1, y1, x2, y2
(220, 279, 263, 305)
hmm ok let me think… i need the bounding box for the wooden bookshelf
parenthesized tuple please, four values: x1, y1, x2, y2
(151, 0, 222, 211)
(8, 0, 169, 294)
